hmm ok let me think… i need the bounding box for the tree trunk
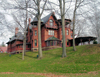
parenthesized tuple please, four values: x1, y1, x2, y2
(59, 0, 66, 57)
(22, 32, 26, 60)
(62, 15, 66, 57)
(72, 0, 77, 51)
(38, 18, 42, 59)
(22, 2, 28, 60)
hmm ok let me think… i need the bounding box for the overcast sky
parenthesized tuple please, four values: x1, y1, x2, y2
(0, 0, 100, 45)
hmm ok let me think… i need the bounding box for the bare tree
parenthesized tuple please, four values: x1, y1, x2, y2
(75, 19, 87, 37)
(72, 0, 84, 51)
(29, 0, 48, 59)
(11, 0, 31, 60)
(58, 0, 66, 57)
(87, 0, 100, 43)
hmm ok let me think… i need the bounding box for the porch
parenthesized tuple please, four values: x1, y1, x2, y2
(45, 36, 61, 47)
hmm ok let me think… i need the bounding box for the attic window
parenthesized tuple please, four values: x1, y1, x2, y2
(50, 19, 53, 27)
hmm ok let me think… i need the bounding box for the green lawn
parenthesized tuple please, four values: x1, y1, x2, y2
(0, 44, 100, 77)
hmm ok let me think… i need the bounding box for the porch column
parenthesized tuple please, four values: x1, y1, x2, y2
(83, 42, 84, 45)
(88, 38, 90, 45)
(56, 41, 57, 46)
(80, 39, 82, 45)
(47, 41, 48, 47)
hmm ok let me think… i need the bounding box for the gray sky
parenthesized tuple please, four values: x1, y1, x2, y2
(0, 0, 100, 45)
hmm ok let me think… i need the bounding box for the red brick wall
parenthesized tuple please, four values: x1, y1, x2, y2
(32, 27, 38, 48)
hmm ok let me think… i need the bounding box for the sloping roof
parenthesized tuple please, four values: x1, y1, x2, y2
(45, 36, 60, 41)
(7, 32, 24, 44)
(33, 16, 38, 21)
(0, 47, 7, 53)
(41, 12, 53, 24)
(32, 12, 55, 24)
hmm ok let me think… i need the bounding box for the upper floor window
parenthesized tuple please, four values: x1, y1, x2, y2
(35, 40, 37, 46)
(35, 30, 37, 36)
(48, 30, 54, 35)
(67, 30, 69, 35)
(50, 19, 53, 27)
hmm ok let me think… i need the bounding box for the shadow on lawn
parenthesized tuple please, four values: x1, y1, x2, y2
(15, 54, 37, 60)
(16, 56, 22, 59)
(25, 54, 37, 59)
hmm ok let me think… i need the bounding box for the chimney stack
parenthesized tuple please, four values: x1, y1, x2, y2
(52, 12, 55, 15)
(15, 27, 19, 35)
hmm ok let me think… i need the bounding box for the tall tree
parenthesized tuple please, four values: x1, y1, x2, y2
(58, 0, 66, 57)
(31, 0, 47, 59)
(11, 0, 31, 60)
(72, 0, 84, 51)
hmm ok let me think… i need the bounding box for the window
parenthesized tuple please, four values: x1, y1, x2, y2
(28, 45, 31, 48)
(50, 19, 53, 26)
(48, 30, 50, 35)
(35, 40, 37, 46)
(48, 30, 54, 35)
(54, 41, 56, 46)
(67, 30, 69, 35)
(35, 30, 37, 36)
(52, 31, 54, 35)
(50, 41, 53, 46)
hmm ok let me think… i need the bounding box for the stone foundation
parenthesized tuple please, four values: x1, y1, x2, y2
(31, 48, 38, 52)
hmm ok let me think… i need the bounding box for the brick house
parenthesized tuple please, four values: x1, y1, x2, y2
(7, 28, 31, 53)
(7, 12, 73, 53)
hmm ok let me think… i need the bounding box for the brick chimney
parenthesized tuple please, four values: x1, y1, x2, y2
(15, 27, 19, 35)
(29, 18, 31, 26)
(52, 12, 55, 15)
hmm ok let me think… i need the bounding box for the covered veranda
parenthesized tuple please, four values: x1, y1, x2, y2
(69, 36, 97, 46)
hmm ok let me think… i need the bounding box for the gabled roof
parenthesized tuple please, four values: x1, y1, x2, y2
(41, 12, 53, 24)
(45, 36, 60, 41)
(33, 16, 38, 21)
(32, 12, 57, 24)
(7, 32, 24, 44)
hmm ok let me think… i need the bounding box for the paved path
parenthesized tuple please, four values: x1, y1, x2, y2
(0, 72, 67, 77)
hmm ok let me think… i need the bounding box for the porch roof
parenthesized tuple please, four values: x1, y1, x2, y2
(45, 36, 60, 41)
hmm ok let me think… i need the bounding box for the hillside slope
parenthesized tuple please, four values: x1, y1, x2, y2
(0, 44, 100, 74)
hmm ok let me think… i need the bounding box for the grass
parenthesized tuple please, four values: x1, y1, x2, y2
(0, 44, 100, 76)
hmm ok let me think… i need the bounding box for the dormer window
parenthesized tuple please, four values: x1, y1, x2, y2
(50, 19, 53, 27)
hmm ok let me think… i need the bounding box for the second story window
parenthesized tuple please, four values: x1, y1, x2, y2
(35, 40, 37, 46)
(48, 30, 54, 35)
(35, 30, 37, 36)
(67, 30, 69, 35)
(50, 19, 53, 27)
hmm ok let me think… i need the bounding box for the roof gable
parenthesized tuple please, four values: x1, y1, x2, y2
(7, 32, 24, 44)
